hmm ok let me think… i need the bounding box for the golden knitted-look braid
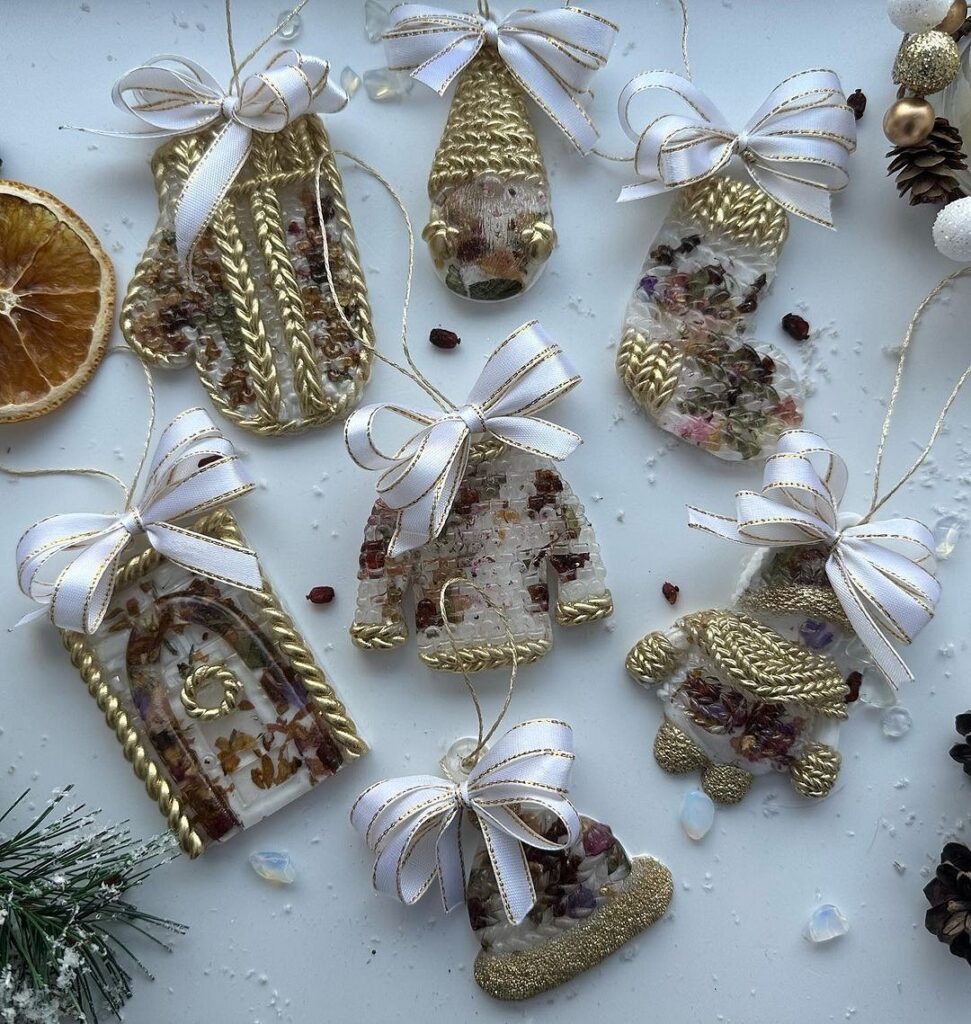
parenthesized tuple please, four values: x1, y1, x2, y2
(121, 114, 373, 435)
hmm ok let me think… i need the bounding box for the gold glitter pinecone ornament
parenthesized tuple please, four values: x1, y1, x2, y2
(423, 47, 555, 302)
(888, 116, 968, 203)
(894, 30, 961, 95)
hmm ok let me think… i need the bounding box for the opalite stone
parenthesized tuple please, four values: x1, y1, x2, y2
(680, 788, 715, 841)
(804, 903, 849, 943)
(276, 10, 302, 40)
(340, 66, 362, 99)
(364, 0, 390, 42)
(249, 851, 296, 885)
(363, 67, 414, 102)
(882, 705, 913, 739)
(939, 41, 971, 196)
(935, 512, 964, 560)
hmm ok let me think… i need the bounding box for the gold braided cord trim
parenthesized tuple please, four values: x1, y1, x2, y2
(701, 762, 754, 805)
(739, 583, 852, 631)
(679, 176, 789, 258)
(682, 610, 849, 718)
(554, 591, 613, 626)
(59, 509, 365, 855)
(349, 620, 409, 651)
(428, 48, 546, 197)
(626, 631, 680, 684)
(418, 637, 551, 674)
(474, 856, 673, 1001)
(653, 719, 708, 774)
(468, 436, 507, 465)
(790, 741, 841, 799)
(616, 327, 683, 415)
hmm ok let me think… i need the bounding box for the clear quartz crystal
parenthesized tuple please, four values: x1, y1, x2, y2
(340, 66, 362, 98)
(364, 0, 390, 42)
(363, 68, 414, 102)
(939, 39, 971, 195)
(680, 788, 715, 841)
(805, 904, 849, 943)
(249, 851, 296, 885)
(882, 705, 913, 739)
(935, 512, 964, 560)
(276, 10, 302, 41)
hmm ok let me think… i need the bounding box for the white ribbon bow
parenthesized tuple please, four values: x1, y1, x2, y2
(383, 3, 618, 153)
(351, 719, 580, 924)
(16, 409, 263, 634)
(345, 321, 581, 557)
(111, 50, 346, 266)
(687, 429, 940, 686)
(618, 69, 857, 227)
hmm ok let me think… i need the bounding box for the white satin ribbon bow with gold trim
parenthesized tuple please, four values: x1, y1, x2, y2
(16, 409, 263, 634)
(382, 3, 618, 153)
(345, 321, 581, 557)
(110, 50, 346, 266)
(687, 429, 940, 686)
(617, 69, 857, 227)
(351, 719, 580, 924)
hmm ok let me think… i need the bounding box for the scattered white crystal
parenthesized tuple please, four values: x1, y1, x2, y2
(363, 68, 414, 101)
(440, 737, 479, 782)
(364, 0, 390, 41)
(934, 512, 964, 560)
(882, 705, 913, 739)
(276, 10, 302, 40)
(804, 904, 849, 943)
(680, 788, 715, 841)
(249, 851, 296, 885)
(341, 66, 362, 98)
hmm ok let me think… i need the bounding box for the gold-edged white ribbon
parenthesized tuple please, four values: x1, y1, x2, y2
(687, 429, 940, 686)
(617, 69, 857, 227)
(351, 718, 580, 924)
(344, 320, 582, 557)
(16, 408, 263, 634)
(109, 50, 346, 267)
(382, 3, 618, 153)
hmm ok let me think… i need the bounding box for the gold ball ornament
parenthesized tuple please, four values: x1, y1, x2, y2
(935, 0, 968, 33)
(883, 96, 937, 144)
(893, 30, 961, 94)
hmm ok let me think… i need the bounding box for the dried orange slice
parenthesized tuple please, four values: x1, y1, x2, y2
(0, 180, 114, 422)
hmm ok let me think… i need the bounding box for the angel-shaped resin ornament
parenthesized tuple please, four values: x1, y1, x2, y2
(112, 37, 374, 435)
(346, 321, 612, 671)
(614, 69, 856, 460)
(626, 430, 940, 804)
(380, 2, 617, 300)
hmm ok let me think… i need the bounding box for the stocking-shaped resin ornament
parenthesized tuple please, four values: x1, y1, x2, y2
(615, 68, 856, 458)
(351, 442, 612, 670)
(381, 4, 617, 301)
(625, 542, 867, 804)
(117, 54, 373, 435)
(61, 510, 366, 855)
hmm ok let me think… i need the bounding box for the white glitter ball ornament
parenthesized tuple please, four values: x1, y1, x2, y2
(888, 0, 953, 31)
(933, 196, 971, 260)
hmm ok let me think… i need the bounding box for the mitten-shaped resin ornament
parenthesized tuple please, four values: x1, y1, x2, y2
(615, 69, 856, 459)
(382, 3, 617, 301)
(625, 430, 941, 804)
(345, 322, 611, 671)
(353, 720, 673, 1000)
(115, 52, 373, 435)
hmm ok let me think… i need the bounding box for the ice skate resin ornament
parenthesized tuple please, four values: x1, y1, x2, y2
(112, 47, 374, 435)
(614, 70, 856, 459)
(626, 429, 940, 804)
(352, 718, 673, 999)
(13, 407, 366, 855)
(346, 321, 612, 671)
(381, 2, 617, 301)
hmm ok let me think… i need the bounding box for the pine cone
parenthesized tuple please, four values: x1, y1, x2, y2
(925, 843, 971, 963)
(887, 118, 968, 206)
(949, 711, 971, 775)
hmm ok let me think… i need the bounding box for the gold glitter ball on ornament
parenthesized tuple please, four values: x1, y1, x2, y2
(893, 31, 960, 95)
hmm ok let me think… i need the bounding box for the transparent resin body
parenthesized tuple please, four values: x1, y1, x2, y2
(62, 513, 364, 852)
(122, 116, 372, 435)
(616, 178, 802, 460)
(627, 543, 872, 804)
(351, 447, 612, 671)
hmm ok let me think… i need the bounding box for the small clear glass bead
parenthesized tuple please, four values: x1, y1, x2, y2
(363, 68, 415, 102)
(804, 904, 849, 943)
(364, 0, 390, 41)
(340, 66, 362, 98)
(440, 737, 480, 782)
(276, 10, 302, 41)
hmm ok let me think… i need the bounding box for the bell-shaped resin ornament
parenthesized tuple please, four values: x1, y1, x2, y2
(381, 3, 617, 301)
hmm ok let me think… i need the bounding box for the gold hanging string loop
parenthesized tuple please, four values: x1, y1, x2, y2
(437, 577, 520, 769)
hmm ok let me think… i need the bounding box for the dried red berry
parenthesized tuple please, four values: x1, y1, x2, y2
(306, 586, 335, 605)
(846, 89, 866, 121)
(429, 328, 461, 350)
(662, 582, 680, 605)
(781, 313, 811, 341)
(845, 670, 863, 703)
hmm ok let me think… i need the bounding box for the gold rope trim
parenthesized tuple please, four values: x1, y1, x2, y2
(626, 631, 680, 684)
(701, 762, 754, 805)
(616, 328, 683, 414)
(739, 583, 852, 631)
(652, 719, 708, 774)
(349, 620, 409, 651)
(418, 637, 552, 674)
(60, 509, 365, 856)
(790, 741, 841, 799)
(427, 48, 546, 197)
(473, 856, 673, 1001)
(679, 176, 789, 258)
(554, 591, 613, 626)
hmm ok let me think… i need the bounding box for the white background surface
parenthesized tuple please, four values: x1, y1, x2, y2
(2, 0, 971, 1021)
